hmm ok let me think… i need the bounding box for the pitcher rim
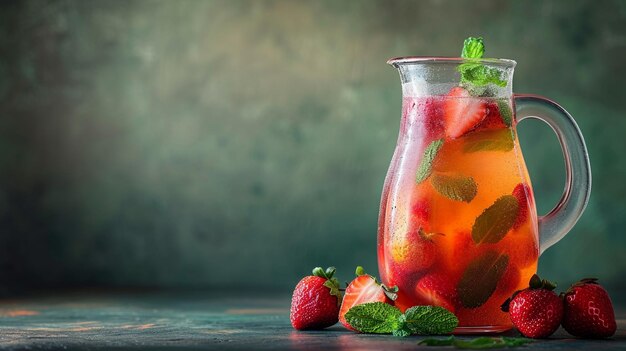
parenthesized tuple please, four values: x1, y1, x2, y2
(387, 56, 516, 68)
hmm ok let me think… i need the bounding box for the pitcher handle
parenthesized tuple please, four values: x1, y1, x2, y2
(514, 95, 592, 255)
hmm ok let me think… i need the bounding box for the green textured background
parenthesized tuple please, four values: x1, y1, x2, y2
(0, 0, 625, 294)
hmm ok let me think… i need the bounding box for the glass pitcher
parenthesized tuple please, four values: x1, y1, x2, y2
(377, 56, 591, 333)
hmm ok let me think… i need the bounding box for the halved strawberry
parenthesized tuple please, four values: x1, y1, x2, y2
(338, 266, 397, 331)
(414, 272, 458, 313)
(447, 230, 483, 277)
(512, 183, 531, 229)
(444, 86, 488, 138)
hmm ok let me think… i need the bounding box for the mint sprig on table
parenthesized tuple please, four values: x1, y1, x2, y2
(459, 37, 507, 88)
(344, 302, 458, 337)
(419, 336, 533, 349)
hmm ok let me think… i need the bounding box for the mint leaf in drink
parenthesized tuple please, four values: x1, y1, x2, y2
(472, 195, 519, 244)
(463, 129, 514, 153)
(496, 100, 513, 127)
(459, 37, 507, 88)
(430, 173, 477, 203)
(459, 64, 507, 87)
(457, 251, 509, 308)
(404, 306, 458, 335)
(344, 302, 401, 334)
(416, 139, 444, 183)
(461, 37, 485, 59)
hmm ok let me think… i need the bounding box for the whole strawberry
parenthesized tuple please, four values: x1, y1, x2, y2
(501, 274, 563, 338)
(562, 278, 616, 338)
(290, 266, 342, 330)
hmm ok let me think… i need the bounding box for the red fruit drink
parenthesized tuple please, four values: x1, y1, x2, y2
(377, 89, 539, 332)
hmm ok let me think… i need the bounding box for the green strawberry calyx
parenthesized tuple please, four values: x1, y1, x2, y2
(312, 266, 343, 303)
(564, 277, 600, 295)
(528, 274, 557, 290)
(418, 227, 445, 242)
(354, 266, 398, 301)
(501, 274, 557, 312)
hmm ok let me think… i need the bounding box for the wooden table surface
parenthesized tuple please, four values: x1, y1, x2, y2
(0, 291, 624, 350)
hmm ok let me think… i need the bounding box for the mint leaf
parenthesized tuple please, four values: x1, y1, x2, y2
(458, 37, 507, 88)
(463, 129, 514, 153)
(457, 251, 509, 308)
(419, 335, 456, 346)
(459, 64, 507, 87)
(430, 173, 477, 203)
(454, 337, 533, 349)
(416, 139, 444, 183)
(461, 37, 484, 59)
(346, 302, 459, 337)
(404, 306, 458, 335)
(393, 314, 414, 337)
(419, 336, 533, 349)
(496, 100, 513, 127)
(500, 337, 534, 347)
(344, 302, 402, 334)
(472, 195, 519, 244)
(454, 337, 503, 349)
(392, 324, 412, 337)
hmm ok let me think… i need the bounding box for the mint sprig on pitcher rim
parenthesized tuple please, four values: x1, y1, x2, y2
(459, 37, 507, 88)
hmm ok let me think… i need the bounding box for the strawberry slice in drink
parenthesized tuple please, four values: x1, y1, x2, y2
(512, 183, 531, 229)
(477, 101, 507, 130)
(411, 198, 430, 227)
(496, 262, 521, 295)
(390, 228, 440, 274)
(444, 87, 488, 138)
(338, 267, 397, 331)
(414, 272, 459, 313)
